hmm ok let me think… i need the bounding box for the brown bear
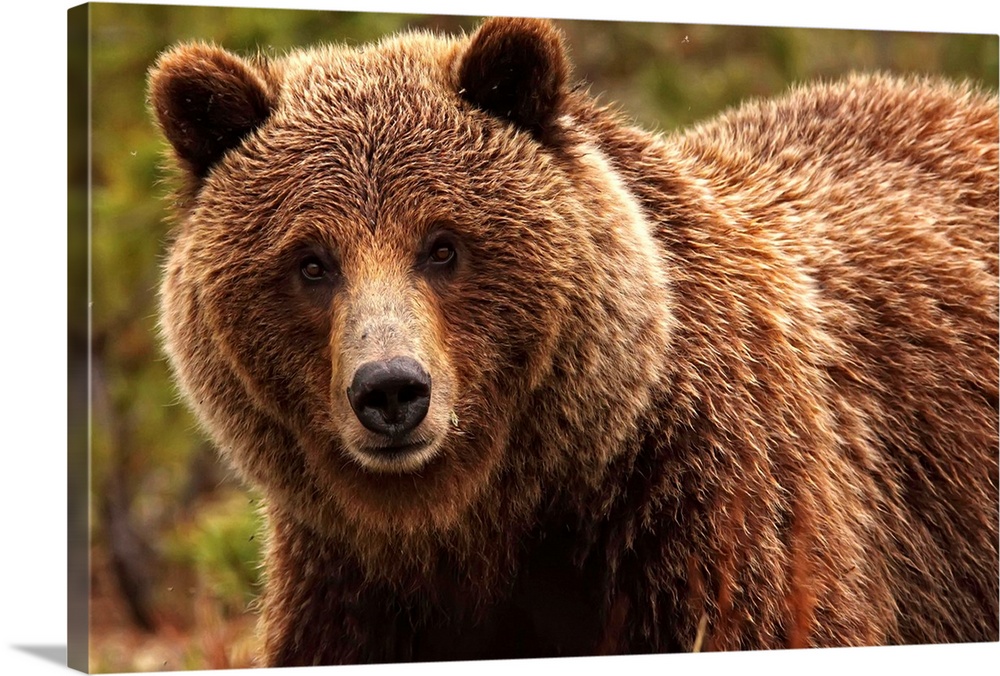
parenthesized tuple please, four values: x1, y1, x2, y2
(148, 17, 999, 665)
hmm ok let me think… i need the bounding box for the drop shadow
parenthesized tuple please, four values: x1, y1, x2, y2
(11, 645, 67, 666)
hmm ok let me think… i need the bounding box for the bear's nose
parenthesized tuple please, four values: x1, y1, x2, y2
(347, 357, 431, 438)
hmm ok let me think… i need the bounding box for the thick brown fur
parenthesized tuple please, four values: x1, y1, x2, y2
(149, 17, 999, 665)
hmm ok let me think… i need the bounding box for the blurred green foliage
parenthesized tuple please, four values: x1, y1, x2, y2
(162, 492, 264, 611)
(81, 2, 997, 672)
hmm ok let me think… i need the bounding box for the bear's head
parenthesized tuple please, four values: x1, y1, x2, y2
(150, 18, 671, 567)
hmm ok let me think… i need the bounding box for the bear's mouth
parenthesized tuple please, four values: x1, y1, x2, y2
(363, 439, 429, 458)
(351, 438, 437, 473)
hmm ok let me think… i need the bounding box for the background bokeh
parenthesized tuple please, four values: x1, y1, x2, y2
(75, 3, 998, 672)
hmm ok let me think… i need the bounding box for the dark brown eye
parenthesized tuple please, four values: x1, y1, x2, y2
(428, 241, 456, 266)
(300, 257, 327, 281)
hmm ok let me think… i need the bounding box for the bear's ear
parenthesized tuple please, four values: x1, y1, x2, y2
(148, 43, 275, 181)
(457, 17, 570, 141)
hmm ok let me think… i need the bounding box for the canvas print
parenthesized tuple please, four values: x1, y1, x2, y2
(68, 3, 1000, 672)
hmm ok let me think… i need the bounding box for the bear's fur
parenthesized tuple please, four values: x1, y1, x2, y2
(149, 17, 999, 665)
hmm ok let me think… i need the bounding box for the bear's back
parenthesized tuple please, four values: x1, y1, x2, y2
(612, 74, 999, 646)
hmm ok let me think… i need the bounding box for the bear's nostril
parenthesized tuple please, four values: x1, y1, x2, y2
(362, 390, 390, 415)
(347, 357, 431, 438)
(397, 384, 425, 405)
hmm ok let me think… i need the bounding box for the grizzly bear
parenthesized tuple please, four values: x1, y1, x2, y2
(148, 17, 999, 665)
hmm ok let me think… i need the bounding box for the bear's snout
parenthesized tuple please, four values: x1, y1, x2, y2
(347, 356, 432, 439)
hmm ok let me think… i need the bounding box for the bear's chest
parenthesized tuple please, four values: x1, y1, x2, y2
(408, 531, 609, 661)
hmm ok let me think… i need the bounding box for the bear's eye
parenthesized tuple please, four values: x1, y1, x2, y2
(420, 231, 461, 277)
(429, 243, 456, 265)
(300, 257, 327, 282)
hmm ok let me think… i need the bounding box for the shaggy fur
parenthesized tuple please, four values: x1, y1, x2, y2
(149, 17, 999, 665)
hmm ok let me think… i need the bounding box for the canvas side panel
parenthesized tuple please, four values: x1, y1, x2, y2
(68, 3, 91, 673)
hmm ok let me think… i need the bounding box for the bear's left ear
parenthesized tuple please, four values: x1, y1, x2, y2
(457, 17, 570, 141)
(148, 43, 275, 181)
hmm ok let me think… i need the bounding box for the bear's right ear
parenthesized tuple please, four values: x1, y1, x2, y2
(148, 43, 274, 181)
(457, 17, 570, 142)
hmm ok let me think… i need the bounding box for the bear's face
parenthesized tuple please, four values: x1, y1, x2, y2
(151, 19, 671, 543)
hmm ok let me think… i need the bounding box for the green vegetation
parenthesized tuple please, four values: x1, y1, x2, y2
(80, 3, 997, 672)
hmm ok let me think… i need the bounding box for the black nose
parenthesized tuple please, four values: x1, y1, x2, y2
(347, 357, 431, 437)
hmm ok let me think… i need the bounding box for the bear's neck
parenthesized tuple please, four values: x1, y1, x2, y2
(506, 108, 676, 509)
